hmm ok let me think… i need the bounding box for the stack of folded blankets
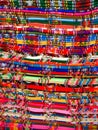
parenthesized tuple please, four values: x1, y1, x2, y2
(0, 0, 98, 130)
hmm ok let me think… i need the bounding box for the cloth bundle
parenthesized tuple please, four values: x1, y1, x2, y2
(0, 0, 98, 130)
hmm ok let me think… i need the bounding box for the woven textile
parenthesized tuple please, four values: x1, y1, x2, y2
(0, 0, 98, 130)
